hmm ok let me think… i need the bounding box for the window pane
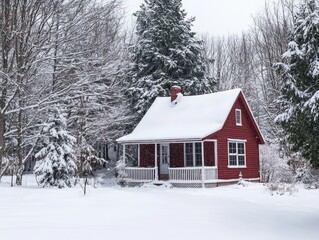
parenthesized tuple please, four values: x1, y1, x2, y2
(161, 145, 168, 164)
(186, 150, 193, 166)
(195, 154, 202, 166)
(229, 155, 237, 165)
(185, 143, 193, 166)
(229, 142, 236, 154)
(186, 159, 193, 167)
(195, 143, 202, 166)
(238, 143, 245, 154)
(195, 143, 201, 152)
(186, 143, 192, 154)
(238, 155, 245, 165)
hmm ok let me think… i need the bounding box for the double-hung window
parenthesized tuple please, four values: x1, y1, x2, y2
(185, 142, 202, 167)
(228, 141, 246, 167)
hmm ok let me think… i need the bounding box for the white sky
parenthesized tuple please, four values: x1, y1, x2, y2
(124, 0, 268, 36)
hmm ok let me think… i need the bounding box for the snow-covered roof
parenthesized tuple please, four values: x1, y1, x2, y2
(117, 89, 242, 143)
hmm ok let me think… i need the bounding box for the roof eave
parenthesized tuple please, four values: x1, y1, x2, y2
(116, 137, 204, 144)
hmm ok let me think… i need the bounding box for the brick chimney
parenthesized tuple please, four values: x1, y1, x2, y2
(170, 85, 181, 102)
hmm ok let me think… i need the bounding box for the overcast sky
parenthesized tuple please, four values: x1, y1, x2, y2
(124, 0, 268, 36)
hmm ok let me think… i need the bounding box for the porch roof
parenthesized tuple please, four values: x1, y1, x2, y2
(117, 89, 241, 144)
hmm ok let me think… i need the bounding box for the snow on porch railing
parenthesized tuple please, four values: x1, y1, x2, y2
(124, 167, 156, 182)
(169, 167, 202, 182)
(168, 167, 217, 183)
(204, 167, 217, 181)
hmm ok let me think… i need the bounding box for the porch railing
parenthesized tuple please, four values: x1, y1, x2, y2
(205, 167, 217, 181)
(124, 167, 156, 182)
(168, 167, 217, 183)
(124, 167, 217, 183)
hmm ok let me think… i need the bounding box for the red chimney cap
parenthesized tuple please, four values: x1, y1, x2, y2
(170, 85, 182, 102)
(171, 85, 181, 89)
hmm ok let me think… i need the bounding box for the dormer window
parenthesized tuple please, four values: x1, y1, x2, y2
(235, 109, 242, 126)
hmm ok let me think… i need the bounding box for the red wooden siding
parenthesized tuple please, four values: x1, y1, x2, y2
(205, 94, 260, 179)
(168, 142, 216, 167)
(170, 143, 184, 167)
(139, 143, 216, 168)
(204, 142, 215, 166)
(140, 144, 155, 167)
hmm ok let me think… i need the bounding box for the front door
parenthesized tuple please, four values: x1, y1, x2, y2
(160, 144, 170, 175)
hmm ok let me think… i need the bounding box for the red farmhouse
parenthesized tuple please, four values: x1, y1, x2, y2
(117, 87, 265, 187)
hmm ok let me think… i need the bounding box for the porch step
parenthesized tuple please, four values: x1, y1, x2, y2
(159, 174, 169, 181)
(141, 181, 173, 188)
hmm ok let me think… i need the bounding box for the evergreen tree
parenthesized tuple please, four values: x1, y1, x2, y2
(276, 0, 319, 168)
(77, 136, 105, 178)
(77, 136, 105, 194)
(34, 108, 77, 188)
(128, 0, 215, 116)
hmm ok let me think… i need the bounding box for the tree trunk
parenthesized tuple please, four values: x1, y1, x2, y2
(16, 106, 25, 186)
(0, 0, 11, 180)
(84, 176, 88, 195)
(0, 113, 5, 179)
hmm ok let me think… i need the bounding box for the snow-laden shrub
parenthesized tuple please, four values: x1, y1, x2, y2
(92, 174, 105, 188)
(265, 182, 298, 196)
(115, 159, 128, 187)
(237, 172, 249, 187)
(295, 168, 319, 189)
(237, 179, 249, 187)
(260, 144, 294, 183)
(0, 156, 13, 176)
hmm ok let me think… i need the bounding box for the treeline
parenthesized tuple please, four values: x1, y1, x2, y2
(0, 0, 316, 186)
(0, 0, 133, 185)
(203, 0, 298, 182)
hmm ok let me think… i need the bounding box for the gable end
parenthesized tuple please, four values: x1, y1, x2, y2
(204, 91, 265, 144)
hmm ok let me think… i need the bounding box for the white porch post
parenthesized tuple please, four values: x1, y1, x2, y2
(201, 141, 205, 188)
(154, 143, 158, 181)
(123, 144, 126, 164)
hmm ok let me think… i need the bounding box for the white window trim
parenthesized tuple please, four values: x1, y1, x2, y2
(227, 140, 247, 168)
(227, 138, 247, 142)
(184, 142, 202, 167)
(235, 109, 242, 126)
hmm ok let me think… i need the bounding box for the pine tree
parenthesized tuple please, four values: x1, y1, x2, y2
(34, 108, 77, 188)
(77, 136, 105, 178)
(276, 0, 319, 168)
(128, 0, 215, 116)
(77, 136, 105, 194)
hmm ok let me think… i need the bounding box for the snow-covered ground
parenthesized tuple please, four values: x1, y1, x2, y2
(1, 175, 319, 240)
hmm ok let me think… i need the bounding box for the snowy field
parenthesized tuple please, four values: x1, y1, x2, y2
(1, 175, 319, 240)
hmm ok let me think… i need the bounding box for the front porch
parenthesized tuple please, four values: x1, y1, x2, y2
(121, 140, 218, 187)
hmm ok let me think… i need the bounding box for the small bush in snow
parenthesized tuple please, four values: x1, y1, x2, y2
(260, 144, 294, 183)
(265, 182, 298, 196)
(92, 174, 105, 188)
(237, 179, 249, 187)
(295, 168, 319, 189)
(237, 172, 249, 187)
(115, 159, 128, 187)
